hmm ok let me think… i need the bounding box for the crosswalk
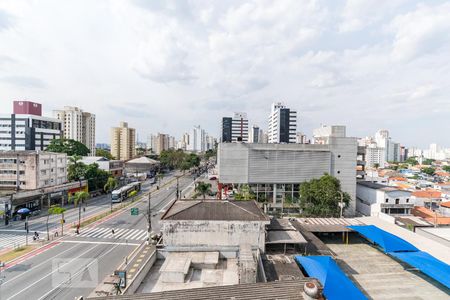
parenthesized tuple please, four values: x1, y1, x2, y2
(73, 227, 148, 241)
(0, 232, 39, 250)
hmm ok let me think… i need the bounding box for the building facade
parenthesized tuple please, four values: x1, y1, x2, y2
(356, 181, 414, 216)
(218, 132, 358, 215)
(221, 112, 249, 143)
(53, 106, 96, 156)
(110, 122, 136, 161)
(187, 125, 206, 152)
(80, 156, 124, 177)
(0, 151, 67, 191)
(249, 125, 263, 143)
(267, 102, 297, 144)
(0, 101, 62, 151)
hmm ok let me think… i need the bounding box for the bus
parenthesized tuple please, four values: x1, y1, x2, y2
(111, 182, 142, 203)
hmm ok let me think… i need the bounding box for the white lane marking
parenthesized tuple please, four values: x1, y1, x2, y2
(79, 227, 103, 236)
(2, 243, 84, 286)
(127, 229, 143, 240)
(136, 231, 148, 240)
(90, 227, 110, 238)
(6, 244, 103, 300)
(115, 229, 130, 239)
(60, 240, 140, 246)
(37, 243, 122, 300)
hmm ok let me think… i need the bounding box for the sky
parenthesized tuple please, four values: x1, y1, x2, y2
(0, 0, 449, 148)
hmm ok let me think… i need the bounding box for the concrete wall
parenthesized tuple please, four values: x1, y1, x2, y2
(357, 184, 413, 216)
(162, 220, 268, 252)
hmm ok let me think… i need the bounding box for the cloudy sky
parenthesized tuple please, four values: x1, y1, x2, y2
(0, 0, 449, 148)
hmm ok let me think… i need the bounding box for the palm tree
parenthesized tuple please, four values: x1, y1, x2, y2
(195, 182, 212, 200)
(47, 205, 66, 240)
(72, 191, 89, 228)
(104, 177, 118, 193)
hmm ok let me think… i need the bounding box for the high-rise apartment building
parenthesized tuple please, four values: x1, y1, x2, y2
(267, 102, 297, 143)
(53, 106, 96, 156)
(249, 125, 263, 143)
(110, 122, 136, 161)
(221, 112, 248, 143)
(188, 125, 207, 152)
(0, 101, 62, 151)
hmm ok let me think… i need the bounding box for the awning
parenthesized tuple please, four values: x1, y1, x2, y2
(294, 256, 367, 300)
(347, 225, 418, 253)
(390, 251, 450, 289)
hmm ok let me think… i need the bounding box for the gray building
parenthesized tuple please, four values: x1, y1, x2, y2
(218, 129, 357, 215)
(221, 112, 249, 143)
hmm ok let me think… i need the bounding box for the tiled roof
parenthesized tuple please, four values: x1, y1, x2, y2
(412, 206, 450, 225)
(412, 190, 442, 198)
(441, 201, 450, 209)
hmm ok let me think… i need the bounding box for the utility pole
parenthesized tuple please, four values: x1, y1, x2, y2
(176, 176, 180, 199)
(147, 192, 152, 244)
(338, 191, 344, 218)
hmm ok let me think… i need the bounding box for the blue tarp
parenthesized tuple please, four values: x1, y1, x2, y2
(295, 256, 367, 300)
(349, 224, 450, 290)
(347, 225, 418, 252)
(389, 251, 450, 289)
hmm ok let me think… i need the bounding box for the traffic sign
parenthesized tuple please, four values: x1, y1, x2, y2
(131, 208, 139, 216)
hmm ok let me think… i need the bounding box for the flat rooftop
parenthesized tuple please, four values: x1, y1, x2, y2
(322, 235, 449, 299)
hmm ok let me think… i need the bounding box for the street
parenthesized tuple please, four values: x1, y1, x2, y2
(0, 172, 199, 299)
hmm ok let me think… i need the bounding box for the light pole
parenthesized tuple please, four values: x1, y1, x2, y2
(146, 192, 153, 244)
(176, 176, 180, 199)
(338, 191, 345, 218)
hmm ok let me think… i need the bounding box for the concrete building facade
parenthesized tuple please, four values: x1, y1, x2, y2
(0, 151, 67, 191)
(0, 101, 62, 151)
(218, 131, 358, 215)
(221, 112, 249, 143)
(110, 122, 136, 161)
(356, 181, 414, 216)
(53, 106, 96, 156)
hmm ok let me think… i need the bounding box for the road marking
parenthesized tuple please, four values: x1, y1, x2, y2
(6, 244, 103, 300)
(37, 243, 122, 300)
(61, 240, 140, 246)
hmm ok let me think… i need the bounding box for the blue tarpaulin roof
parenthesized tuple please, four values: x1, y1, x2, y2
(295, 256, 367, 300)
(389, 251, 450, 289)
(348, 224, 450, 290)
(347, 225, 419, 252)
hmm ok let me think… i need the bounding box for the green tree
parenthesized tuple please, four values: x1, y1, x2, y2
(195, 182, 212, 200)
(421, 167, 436, 176)
(423, 159, 435, 166)
(373, 163, 380, 169)
(68, 155, 86, 181)
(104, 177, 118, 193)
(85, 163, 110, 192)
(443, 166, 450, 172)
(405, 157, 419, 165)
(299, 174, 351, 217)
(47, 205, 66, 240)
(234, 184, 255, 200)
(46, 139, 90, 156)
(71, 191, 90, 228)
(95, 148, 114, 160)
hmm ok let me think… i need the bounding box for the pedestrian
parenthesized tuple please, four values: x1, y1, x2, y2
(112, 229, 115, 235)
(76, 224, 80, 234)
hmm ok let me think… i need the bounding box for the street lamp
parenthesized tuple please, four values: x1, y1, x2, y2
(147, 192, 152, 245)
(338, 191, 345, 218)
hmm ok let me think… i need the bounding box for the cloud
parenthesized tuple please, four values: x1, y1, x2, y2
(1, 76, 45, 88)
(107, 103, 155, 119)
(390, 3, 450, 61)
(0, 9, 13, 30)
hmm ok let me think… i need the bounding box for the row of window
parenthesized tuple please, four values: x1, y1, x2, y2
(0, 181, 25, 185)
(0, 170, 25, 175)
(385, 198, 410, 204)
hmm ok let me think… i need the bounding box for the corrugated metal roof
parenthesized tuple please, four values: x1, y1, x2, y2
(88, 279, 310, 300)
(161, 200, 269, 222)
(295, 218, 363, 232)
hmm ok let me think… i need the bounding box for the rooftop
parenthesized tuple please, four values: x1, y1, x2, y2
(441, 201, 450, 209)
(125, 156, 159, 164)
(357, 181, 395, 191)
(412, 206, 450, 225)
(412, 190, 442, 198)
(295, 217, 363, 232)
(161, 200, 269, 222)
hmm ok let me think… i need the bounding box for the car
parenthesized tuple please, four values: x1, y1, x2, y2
(209, 176, 217, 180)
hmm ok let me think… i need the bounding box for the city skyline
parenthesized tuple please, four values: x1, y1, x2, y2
(1, 1, 449, 148)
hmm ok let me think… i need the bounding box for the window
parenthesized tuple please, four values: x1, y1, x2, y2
(338, 155, 341, 158)
(337, 171, 341, 174)
(406, 198, 409, 203)
(385, 198, 389, 203)
(395, 198, 400, 204)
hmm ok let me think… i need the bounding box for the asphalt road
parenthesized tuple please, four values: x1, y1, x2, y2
(0, 172, 199, 300)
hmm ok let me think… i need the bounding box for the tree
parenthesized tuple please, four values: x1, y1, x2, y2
(234, 184, 255, 200)
(421, 167, 436, 176)
(85, 163, 110, 192)
(299, 174, 351, 217)
(443, 166, 450, 172)
(46, 139, 90, 156)
(67, 155, 87, 181)
(47, 205, 66, 240)
(104, 177, 118, 193)
(373, 163, 380, 169)
(195, 182, 212, 200)
(96, 148, 114, 160)
(71, 191, 90, 228)
(423, 159, 435, 166)
(405, 157, 419, 166)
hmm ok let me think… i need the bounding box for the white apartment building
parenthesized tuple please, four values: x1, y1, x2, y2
(366, 144, 386, 168)
(188, 125, 207, 152)
(221, 112, 249, 143)
(0, 151, 67, 191)
(267, 102, 297, 143)
(249, 125, 263, 143)
(53, 106, 96, 156)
